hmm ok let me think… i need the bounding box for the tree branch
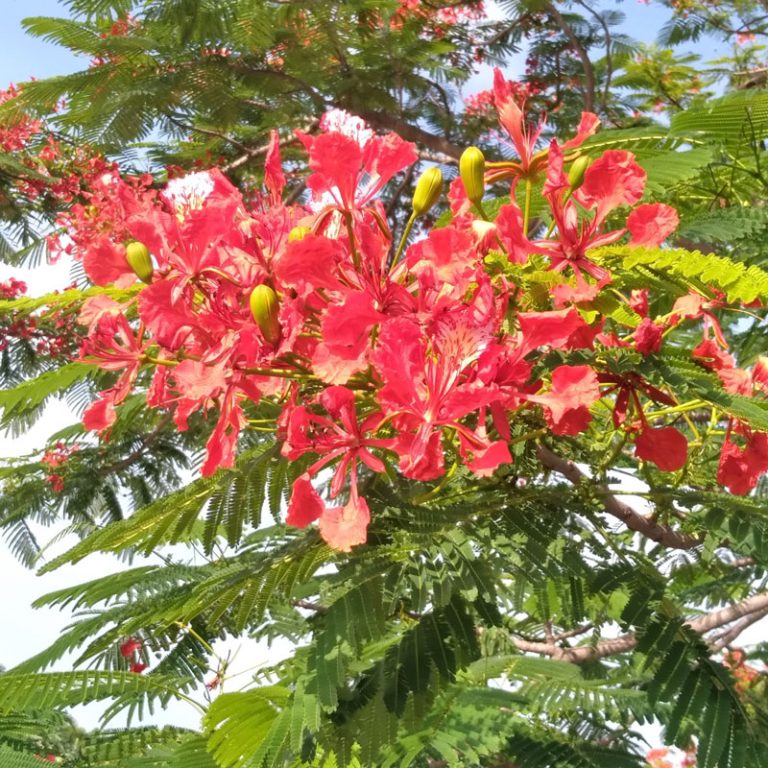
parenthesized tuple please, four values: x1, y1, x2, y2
(711, 606, 768, 652)
(572, 0, 612, 114)
(220, 119, 319, 173)
(354, 108, 464, 160)
(536, 444, 702, 550)
(546, 2, 596, 113)
(97, 415, 173, 478)
(511, 591, 768, 663)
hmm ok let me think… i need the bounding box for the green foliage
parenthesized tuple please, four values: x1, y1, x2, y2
(597, 244, 768, 304)
(6, 3, 768, 768)
(671, 91, 768, 145)
(0, 745, 51, 768)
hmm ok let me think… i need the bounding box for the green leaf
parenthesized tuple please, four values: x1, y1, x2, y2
(0, 363, 93, 429)
(671, 91, 768, 144)
(40, 441, 281, 568)
(204, 687, 290, 768)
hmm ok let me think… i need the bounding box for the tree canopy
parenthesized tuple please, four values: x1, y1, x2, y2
(3, 2, 768, 767)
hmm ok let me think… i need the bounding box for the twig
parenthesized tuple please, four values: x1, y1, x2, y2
(220, 120, 319, 174)
(290, 598, 327, 614)
(166, 116, 250, 153)
(97, 414, 173, 477)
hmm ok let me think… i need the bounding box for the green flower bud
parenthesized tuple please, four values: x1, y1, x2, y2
(249, 284, 281, 345)
(568, 155, 591, 190)
(460, 146, 485, 204)
(412, 166, 443, 217)
(125, 241, 153, 284)
(288, 225, 312, 242)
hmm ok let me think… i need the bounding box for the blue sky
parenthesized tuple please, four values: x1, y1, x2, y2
(1, 0, 84, 83)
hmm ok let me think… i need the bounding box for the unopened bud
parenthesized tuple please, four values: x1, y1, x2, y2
(460, 146, 485, 204)
(125, 241, 153, 284)
(412, 166, 443, 217)
(288, 225, 312, 242)
(249, 284, 281, 344)
(568, 155, 591, 190)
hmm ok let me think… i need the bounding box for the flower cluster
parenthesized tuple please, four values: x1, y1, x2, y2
(0, 84, 42, 152)
(40, 441, 79, 493)
(119, 636, 147, 674)
(0, 279, 76, 358)
(646, 745, 696, 768)
(392, 0, 485, 33)
(61, 68, 768, 552)
(723, 648, 765, 695)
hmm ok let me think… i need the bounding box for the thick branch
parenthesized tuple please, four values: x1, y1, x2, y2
(573, 0, 612, 114)
(418, 149, 458, 166)
(536, 444, 702, 550)
(711, 606, 768, 652)
(354, 108, 464, 160)
(512, 591, 768, 663)
(546, 2, 595, 113)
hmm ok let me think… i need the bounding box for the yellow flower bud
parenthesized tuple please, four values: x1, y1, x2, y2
(124, 241, 153, 284)
(288, 225, 312, 242)
(412, 166, 443, 217)
(249, 284, 281, 344)
(460, 146, 485, 204)
(568, 155, 591, 190)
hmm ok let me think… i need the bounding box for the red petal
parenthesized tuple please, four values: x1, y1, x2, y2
(576, 150, 646, 218)
(635, 426, 688, 472)
(518, 309, 596, 353)
(318, 494, 370, 552)
(83, 395, 117, 432)
(628, 203, 679, 247)
(264, 130, 285, 205)
(286, 474, 325, 528)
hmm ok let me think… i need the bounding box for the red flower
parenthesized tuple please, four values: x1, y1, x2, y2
(634, 426, 688, 472)
(526, 365, 600, 435)
(492, 67, 546, 175)
(119, 637, 142, 657)
(373, 317, 505, 478)
(575, 150, 646, 220)
(627, 203, 679, 247)
(297, 118, 416, 213)
(536, 141, 632, 282)
(718, 432, 768, 495)
(634, 317, 664, 355)
(282, 387, 395, 550)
